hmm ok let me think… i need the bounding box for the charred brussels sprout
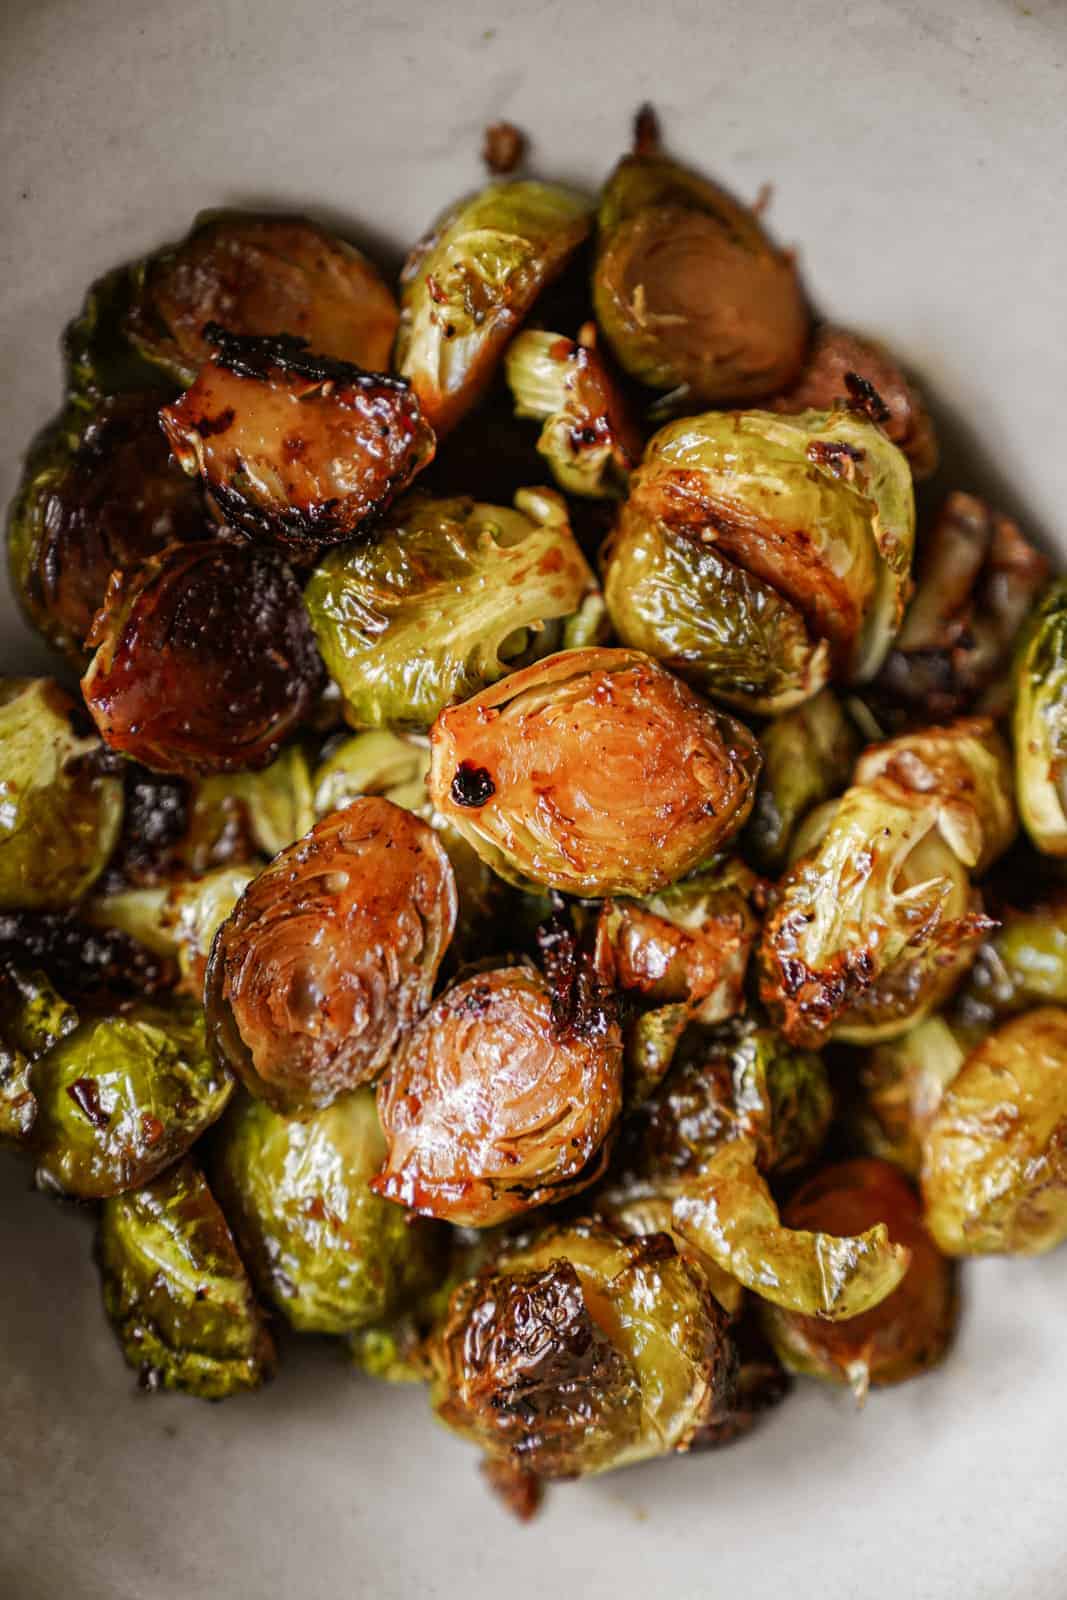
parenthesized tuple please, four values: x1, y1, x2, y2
(0, 679, 123, 910)
(213, 1090, 445, 1336)
(921, 1006, 1067, 1256)
(395, 181, 592, 436)
(762, 1160, 957, 1397)
(81, 539, 322, 776)
(88, 865, 258, 994)
(206, 799, 456, 1114)
(505, 324, 641, 498)
(1013, 580, 1067, 856)
(31, 999, 232, 1197)
(854, 1017, 967, 1177)
(428, 648, 760, 897)
(955, 894, 1067, 1031)
(160, 329, 434, 555)
(743, 690, 859, 873)
(593, 145, 808, 404)
(428, 1219, 735, 1481)
(125, 212, 398, 384)
(0, 966, 77, 1144)
(64, 264, 177, 409)
(305, 490, 599, 730)
(97, 1159, 274, 1398)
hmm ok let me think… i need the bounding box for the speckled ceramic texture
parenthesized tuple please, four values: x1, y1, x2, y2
(2, 2, 1066, 1596)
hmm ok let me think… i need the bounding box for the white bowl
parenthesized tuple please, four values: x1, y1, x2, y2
(2, 3, 1066, 1597)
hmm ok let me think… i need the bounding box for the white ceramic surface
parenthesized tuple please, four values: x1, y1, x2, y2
(2, 2, 1066, 1596)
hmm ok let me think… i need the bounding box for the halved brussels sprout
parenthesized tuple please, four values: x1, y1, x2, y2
(97, 1159, 275, 1399)
(505, 324, 641, 498)
(395, 180, 592, 435)
(743, 690, 859, 873)
(854, 1017, 967, 1177)
(183, 745, 315, 869)
(212, 1090, 446, 1336)
(761, 1159, 957, 1397)
(0, 965, 77, 1144)
(64, 264, 177, 409)
(0, 679, 123, 910)
(428, 648, 760, 896)
(305, 489, 599, 730)
(955, 893, 1067, 1031)
(672, 1139, 910, 1319)
(125, 211, 398, 384)
(921, 1006, 1067, 1256)
(88, 865, 258, 993)
(206, 799, 457, 1114)
(81, 539, 323, 776)
(593, 145, 808, 403)
(607, 408, 914, 702)
(1013, 579, 1067, 856)
(31, 998, 232, 1197)
(7, 395, 208, 666)
(160, 329, 435, 555)
(428, 1219, 735, 1481)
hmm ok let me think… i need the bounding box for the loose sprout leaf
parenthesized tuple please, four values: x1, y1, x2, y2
(505, 327, 640, 500)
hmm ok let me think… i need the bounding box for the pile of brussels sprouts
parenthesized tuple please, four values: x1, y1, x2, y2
(5, 107, 1067, 1517)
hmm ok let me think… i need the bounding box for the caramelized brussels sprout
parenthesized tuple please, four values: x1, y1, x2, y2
(213, 1090, 445, 1335)
(1013, 580, 1067, 856)
(395, 181, 592, 435)
(428, 648, 760, 896)
(7, 395, 208, 665)
(161, 329, 434, 555)
(125, 211, 398, 383)
(81, 539, 322, 776)
(769, 325, 938, 479)
(88, 865, 258, 993)
(743, 690, 859, 872)
(672, 1139, 910, 1319)
(921, 1006, 1067, 1256)
(854, 1017, 967, 1177)
(593, 146, 808, 403)
(97, 1159, 274, 1398)
(206, 799, 456, 1113)
(955, 893, 1067, 1031)
(762, 1160, 957, 1396)
(505, 324, 641, 498)
(64, 264, 177, 409)
(184, 745, 315, 868)
(0, 679, 123, 910)
(428, 1219, 735, 1480)
(305, 490, 599, 730)
(0, 966, 77, 1144)
(31, 999, 232, 1197)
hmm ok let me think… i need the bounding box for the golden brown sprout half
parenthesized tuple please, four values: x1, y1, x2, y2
(428, 648, 760, 897)
(205, 799, 457, 1114)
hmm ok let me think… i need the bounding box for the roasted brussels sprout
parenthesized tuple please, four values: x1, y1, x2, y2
(160, 329, 434, 555)
(7, 394, 208, 665)
(89, 865, 258, 993)
(206, 799, 456, 1113)
(305, 490, 599, 730)
(0, 678, 123, 910)
(854, 1017, 967, 1177)
(81, 539, 322, 776)
(31, 999, 232, 1197)
(955, 893, 1067, 1031)
(395, 181, 592, 435)
(0, 966, 77, 1145)
(97, 1159, 274, 1398)
(505, 324, 641, 498)
(213, 1090, 445, 1335)
(921, 1006, 1067, 1256)
(762, 1160, 957, 1397)
(428, 1219, 735, 1481)
(64, 264, 177, 409)
(1013, 580, 1067, 856)
(593, 144, 808, 403)
(690, 1313, 791, 1448)
(184, 745, 316, 868)
(743, 690, 859, 873)
(429, 648, 760, 896)
(125, 211, 398, 384)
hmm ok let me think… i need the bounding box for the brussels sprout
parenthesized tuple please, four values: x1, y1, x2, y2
(1013, 580, 1067, 856)
(854, 1017, 968, 1177)
(88, 865, 258, 993)
(395, 180, 592, 435)
(428, 648, 760, 897)
(64, 264, 176, 409)
(606, 408, 915, 701)
(593, 146, 808, 403)
(125, 211, 398, 384)
(0, 965, 78, 1144)
(690, 1313, 791, 1448)
(31, 998, 232, 1197)
(921, 1006, 1067, 1256)
(305, 489, 599, 730)
(160, 329, 435, 555)
(81, 539, 323, 776)
(206, 799, 456, 1114)
(761, 1160, 957, 1397)
(743, 690, 859, 873)
(0, 679, 123, 910)
(183, 745, 316, 868)
(428, 1219, 735, 1481)
(955, 893, 1067, 1031)
(97, 1159, 275, 1398)
(212, 1090, 445, 1336)
(769, 325, 938, 479)
(504, 325, 641, 498)
(7, 395, 208, 666)
(672, 1139, 910, 1319)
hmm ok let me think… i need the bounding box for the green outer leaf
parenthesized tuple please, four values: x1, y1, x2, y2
(1013, 578, 1067, 855)
(743, 689, 858, 872)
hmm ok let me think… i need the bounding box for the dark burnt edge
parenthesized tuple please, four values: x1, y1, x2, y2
(203, 323, 410, 392)
(843, 369, 891, 425)
(0, 911, 177, 999)
(535, 896, 618, 1045)
(450, 761, 496, 809)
